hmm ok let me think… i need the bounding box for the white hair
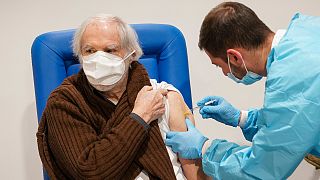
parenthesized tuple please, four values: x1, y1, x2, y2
(72, 14, 143, 63)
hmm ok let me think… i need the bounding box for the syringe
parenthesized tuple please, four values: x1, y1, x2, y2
(191, 100, 216, 111)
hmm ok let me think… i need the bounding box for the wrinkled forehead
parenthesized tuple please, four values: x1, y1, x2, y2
(81, 20, 121, 48)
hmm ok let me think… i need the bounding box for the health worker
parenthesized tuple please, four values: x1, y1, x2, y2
(165, 2, 320, 179)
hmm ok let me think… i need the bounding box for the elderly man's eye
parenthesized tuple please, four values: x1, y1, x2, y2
(106, 49, 117, 54)
(86, 49, 96, 54)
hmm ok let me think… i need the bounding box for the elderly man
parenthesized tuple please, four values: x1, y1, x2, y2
(37, 14, 208, 179)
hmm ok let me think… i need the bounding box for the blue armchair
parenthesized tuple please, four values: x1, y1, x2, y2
(31, 24, 192, 179)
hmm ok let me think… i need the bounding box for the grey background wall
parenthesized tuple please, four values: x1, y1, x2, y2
(0, 0, 319, 179)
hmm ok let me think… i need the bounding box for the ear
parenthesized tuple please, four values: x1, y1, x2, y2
(132, 51, 137, 57)
(227, 49, 243, 67)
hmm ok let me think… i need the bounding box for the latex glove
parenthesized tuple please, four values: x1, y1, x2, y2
(165, 118, 208, 159)
(197, 96, 240, 127)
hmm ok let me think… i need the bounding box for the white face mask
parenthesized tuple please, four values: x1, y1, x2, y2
(81, 50, 135, 91)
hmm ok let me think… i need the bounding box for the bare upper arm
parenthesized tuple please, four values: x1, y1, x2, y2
(166, 91, 195, 131)
(166, 91, 210, 180)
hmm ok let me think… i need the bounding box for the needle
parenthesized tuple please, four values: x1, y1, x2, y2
(191, 100, 216, 111)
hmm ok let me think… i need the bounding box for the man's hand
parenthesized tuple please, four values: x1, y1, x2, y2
(198, 96, 240, 127)
(165, 118, 208, 159)
(132, 86, 168, 124)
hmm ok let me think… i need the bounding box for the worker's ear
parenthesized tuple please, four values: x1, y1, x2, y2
(226, 49, 243, 67)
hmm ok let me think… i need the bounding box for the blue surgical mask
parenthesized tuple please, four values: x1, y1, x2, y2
(227, 55, 262, 85)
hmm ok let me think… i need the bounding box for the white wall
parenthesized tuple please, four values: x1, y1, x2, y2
(1, 0, 319, 179)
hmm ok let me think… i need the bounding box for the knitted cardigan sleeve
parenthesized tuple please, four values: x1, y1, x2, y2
(41, 92, 148, 179)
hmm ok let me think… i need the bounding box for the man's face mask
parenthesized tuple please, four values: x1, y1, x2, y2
(226, 54, 262, 85)
(81, 50, 135, 91)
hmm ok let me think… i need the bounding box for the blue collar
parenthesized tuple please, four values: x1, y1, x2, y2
(266, 29, 286, 74)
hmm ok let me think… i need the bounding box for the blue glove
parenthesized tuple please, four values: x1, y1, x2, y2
(165, 118, 208, 159)
(197, 96, 240, 127)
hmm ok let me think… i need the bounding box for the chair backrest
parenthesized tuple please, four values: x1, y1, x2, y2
(31, 24, 192, 179)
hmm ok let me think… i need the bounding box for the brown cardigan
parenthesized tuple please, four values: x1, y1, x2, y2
(37, 62, 176, 179)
